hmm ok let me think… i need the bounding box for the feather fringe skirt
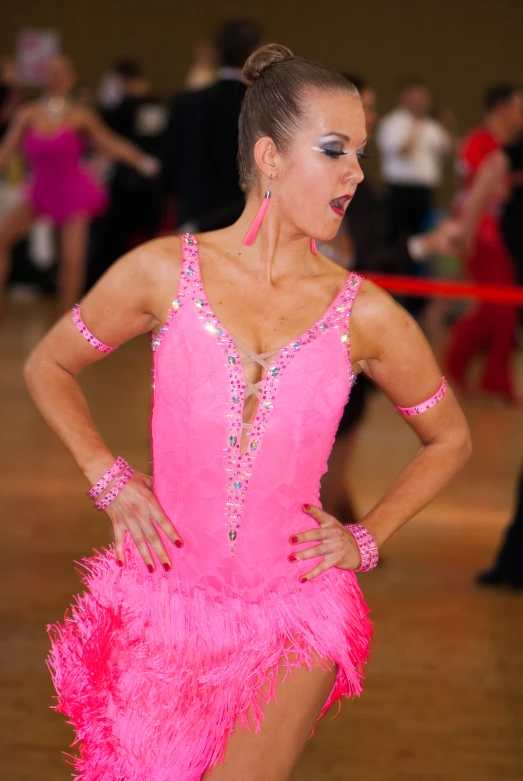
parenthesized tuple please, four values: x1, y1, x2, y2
(47, 545, 372, 780)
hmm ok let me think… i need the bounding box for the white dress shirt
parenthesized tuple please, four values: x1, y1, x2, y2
(377, 108, 450, 187)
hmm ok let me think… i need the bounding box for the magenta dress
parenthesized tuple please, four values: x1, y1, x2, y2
(23, 126, 107, 225)
(49, 233, 372, 780)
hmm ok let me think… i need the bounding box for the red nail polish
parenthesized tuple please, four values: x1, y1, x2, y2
(117, 560, 123, 567)
(288, 554, 297, 562)
(147, 564, 154, 573)
(175, 540, 183, 548)
(290, 535, 299, 544)
(163, 562, 171, 572)
(299, 577, 307, 584)
(302, 503, 311, 511)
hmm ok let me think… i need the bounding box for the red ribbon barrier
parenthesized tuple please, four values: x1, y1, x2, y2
(364, 273, 523, 305)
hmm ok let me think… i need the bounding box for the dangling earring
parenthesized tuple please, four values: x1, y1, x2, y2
(310, 239, 318, 254)
(243, 177, 272, 246)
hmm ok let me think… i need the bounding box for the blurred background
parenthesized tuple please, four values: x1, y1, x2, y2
(1, 2, 522, 780)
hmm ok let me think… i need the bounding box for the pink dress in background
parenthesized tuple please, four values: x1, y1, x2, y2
(23, 126, 107, 225)
(48, 233, 372, 780)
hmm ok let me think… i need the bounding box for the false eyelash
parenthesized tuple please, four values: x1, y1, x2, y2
(322, 149, 348, 159)
(357, 152, 373, 160)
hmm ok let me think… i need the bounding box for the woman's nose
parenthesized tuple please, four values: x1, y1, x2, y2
(342, 158, 364, 185)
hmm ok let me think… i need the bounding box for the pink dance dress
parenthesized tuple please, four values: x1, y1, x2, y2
(49, 233, 372, 780)
(23, 126, 107, 225)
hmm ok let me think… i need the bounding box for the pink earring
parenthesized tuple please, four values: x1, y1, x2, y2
(243, 178, 272, 246)
(242, 177, 319, 254)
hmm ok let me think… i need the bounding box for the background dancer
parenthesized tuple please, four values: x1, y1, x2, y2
(0, 55, 159, 315)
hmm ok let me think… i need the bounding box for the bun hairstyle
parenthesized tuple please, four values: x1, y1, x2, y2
(242, 43, 294, 83)
(238, 44, 359, 192)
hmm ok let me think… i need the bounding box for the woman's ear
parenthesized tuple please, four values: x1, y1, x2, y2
(253, 136, 279, 182)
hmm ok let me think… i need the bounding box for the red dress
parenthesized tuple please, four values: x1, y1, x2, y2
(446, 127, 517, 398)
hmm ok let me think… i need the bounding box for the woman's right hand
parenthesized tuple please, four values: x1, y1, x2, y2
(104, 471, 183, 571)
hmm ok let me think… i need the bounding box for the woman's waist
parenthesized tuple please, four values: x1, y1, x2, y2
(153, 487, 322, 536)
(122, 533, 358, 604)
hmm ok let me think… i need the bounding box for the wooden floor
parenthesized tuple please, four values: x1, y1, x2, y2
(1, 298, 522, 781)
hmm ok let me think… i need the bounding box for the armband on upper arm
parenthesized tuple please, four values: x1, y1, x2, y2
(396, 377, 448, 416)
(72, 305, 116, 354)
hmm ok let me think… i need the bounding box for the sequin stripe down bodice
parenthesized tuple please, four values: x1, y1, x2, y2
(149, 234, 363, 598)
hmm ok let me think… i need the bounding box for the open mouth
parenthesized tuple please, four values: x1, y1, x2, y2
(329, 194, 353, 216)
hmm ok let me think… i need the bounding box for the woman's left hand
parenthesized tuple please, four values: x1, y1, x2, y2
(288, 503, 363, 582)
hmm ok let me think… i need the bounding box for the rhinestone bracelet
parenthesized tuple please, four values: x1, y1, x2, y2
(94, 466, 134, 511)
(87, 457, 128, 499)
(346, 524, 379, 573)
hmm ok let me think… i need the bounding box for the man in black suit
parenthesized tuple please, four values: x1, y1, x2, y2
(162, 18, 262, 232)
(87, 60, 167, 287)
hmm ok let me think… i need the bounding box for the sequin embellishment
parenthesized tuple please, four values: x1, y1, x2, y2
(396, 377, 449, 416)
(180, 233, 363, 555)
(72, 305, 116, 354)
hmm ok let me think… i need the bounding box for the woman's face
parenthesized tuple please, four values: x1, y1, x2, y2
(45, 56, 76, 95)
(274, 89, 366, 242)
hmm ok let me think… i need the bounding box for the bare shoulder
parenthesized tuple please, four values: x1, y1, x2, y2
(351, 279, 399, 325)
(126, 235, 182, 314)
(125, 235, 183, 287)
(350, 279, 419, 362)
(72, 105, 103, 129)
(81, 235, 183, 329)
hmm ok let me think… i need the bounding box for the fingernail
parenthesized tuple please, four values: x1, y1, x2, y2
(117, 560, 123, 567)
(299, 576, 307, 584)
(302, 503, 311, 511)
(163, 562, 171, 572)
(175, 540, 184, 548)
(288, 553, 297, 562)
(290, 535, 299, 544)
(147, 564, 155, 573)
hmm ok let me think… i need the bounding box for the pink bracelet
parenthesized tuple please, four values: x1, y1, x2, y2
(346, 524, 379, 573)
(94, 466, 134, 511)
(72, 305, 116, 354)
(87, 457, 128, 499)
(396, 377, 448, 417)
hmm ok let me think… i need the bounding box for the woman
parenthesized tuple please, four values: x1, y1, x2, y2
(25, 46, 471, 781)
(0, 55, 158, 315)
(446, 83, 523, 402)
(453, 139, 523, 589)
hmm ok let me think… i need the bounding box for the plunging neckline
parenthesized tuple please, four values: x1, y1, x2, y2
(191, 234, 353, 361)
(188, 234, 354, 461)
(154, 233, 362, 555)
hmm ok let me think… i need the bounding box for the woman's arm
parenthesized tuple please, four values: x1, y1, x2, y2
(292, 282, 471, 581)
(24, 237, 182, 570)
(78, 107, 159, 175)
(459, 149, 508, 256)
(349, 282, 471, 546)
(0, 105, 32, 169)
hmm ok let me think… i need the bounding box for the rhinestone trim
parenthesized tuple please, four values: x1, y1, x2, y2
(180, 233, 363, 556)
(72, 305, 116, 354)
(396, 377, 449, 416)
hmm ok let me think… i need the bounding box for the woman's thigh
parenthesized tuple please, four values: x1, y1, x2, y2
(202, 654, 338, 781)
(0, 199, 34, 247)
(59, 214, 89, 265)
